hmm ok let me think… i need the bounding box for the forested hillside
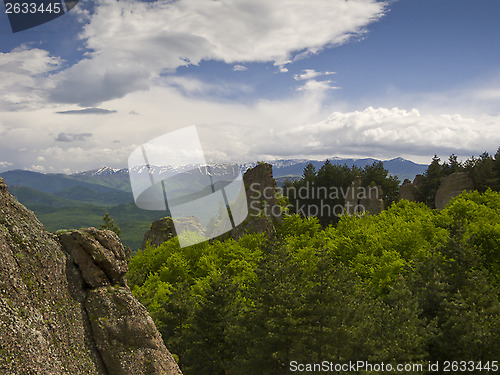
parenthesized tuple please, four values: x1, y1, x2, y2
(128, 189, 500, 374)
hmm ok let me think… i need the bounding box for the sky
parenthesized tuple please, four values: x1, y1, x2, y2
(1, 0, 500, 173)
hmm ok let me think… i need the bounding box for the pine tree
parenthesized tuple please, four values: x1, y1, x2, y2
(99, 213, 121, 236)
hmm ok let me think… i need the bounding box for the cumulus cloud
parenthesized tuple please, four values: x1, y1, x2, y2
(48, 0, 387, 105)
(55, 132, 93, 142)
(0, 46, 62, 110)
(270, 107, 500, 158)
(3, 75, 498, 173)
(56, 107, 117, 115)
(293, 69, 338, 92)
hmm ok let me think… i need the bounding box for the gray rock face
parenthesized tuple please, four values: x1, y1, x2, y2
(0, 177, 182, 375)
(142, 216, 203, 250)
(435, 172, 474, 210)
(398, 178, 418, 202)
(344, 177, 384, 216)
(86, 287, 181, 375)
(359, 185, 384, 215)
(230, 163, 281, 239)
(243, 163, 279, 218)
(412, 174, 425, 189)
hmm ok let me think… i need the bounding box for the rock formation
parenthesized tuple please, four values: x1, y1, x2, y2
(412, 174, 425, 189)
(142, 163, 281, 247)
(230, 162, 281, 239)
(344, 177, 384, 216)
(398, 175, 424, 202)
(142, 216, 203, 250)
(0, 177, 181, 374)
(434, 172, 474, 210)
(398, 178, 418, 202)
(242, 163, 279, 218)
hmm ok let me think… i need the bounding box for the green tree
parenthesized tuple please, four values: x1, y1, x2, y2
(183, 277, 241, 375)
(416, 155, 449, 208)
(99, 212, 121, 236)
(468, 152, 500, 192)
(243, 245, 304, 374)
(360, 161, 400, 206)
(446, 154, 463, 174)
(302, 162, 317, 181)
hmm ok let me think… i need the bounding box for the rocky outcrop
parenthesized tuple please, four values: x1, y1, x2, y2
(398, 178, 418, 202)
(85, 287, 180, 375)
(344, 177, 384, 216)
(398, 175, 424, 202)
(230, 163, 281, 239)
(0, 177, 181, 374)
(412, 174, 425, 188)
(242, 163, 279, 218)
(142, 163, 281, 247)
(434, 172, 474, 210)
(142, 216, 203, 250)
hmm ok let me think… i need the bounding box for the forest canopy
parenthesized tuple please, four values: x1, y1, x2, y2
(128, 188, 500, 374)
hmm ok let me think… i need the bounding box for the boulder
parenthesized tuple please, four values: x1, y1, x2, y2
(360, 185, 384, 215)
(412, 174, 425, 188)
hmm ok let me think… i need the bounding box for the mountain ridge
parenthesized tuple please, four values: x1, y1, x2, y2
(1, 156, 427, 190)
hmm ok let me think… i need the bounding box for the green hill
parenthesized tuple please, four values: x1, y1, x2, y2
(0, 170, 118, 194)
(52, 185, 133, 206)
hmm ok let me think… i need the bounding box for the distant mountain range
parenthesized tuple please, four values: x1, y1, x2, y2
(0, 157, 427, 250)
(265, 157, 426, 184)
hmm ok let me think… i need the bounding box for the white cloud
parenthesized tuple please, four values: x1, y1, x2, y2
(48, 0, 387, 105)
(233, 64, 248, 71)
(160, 75, 253, 96)
(1, 81, 499, 173)
(294, 69, 335, 81)
(0, 46, 62, 110)
(297, 79, 339, 92)
(275, 107, 500, 158)
(29, 165, 46, 172)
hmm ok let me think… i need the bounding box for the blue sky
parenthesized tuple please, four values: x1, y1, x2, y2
(1, 0, 500, 173)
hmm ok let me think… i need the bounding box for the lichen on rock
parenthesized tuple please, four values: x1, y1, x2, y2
(0, 177, 182, 374)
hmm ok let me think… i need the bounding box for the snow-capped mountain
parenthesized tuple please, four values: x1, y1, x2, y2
(67, 157, 427, 185)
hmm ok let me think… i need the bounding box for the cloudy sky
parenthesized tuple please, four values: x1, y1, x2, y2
(1, 0, 500, 173)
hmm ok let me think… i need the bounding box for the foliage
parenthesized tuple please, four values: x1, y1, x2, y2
(99, 212, 121, 236)
(416, 148, 500, 207)
(128, 190, 500, 374)
(283, 160, 398, 227)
